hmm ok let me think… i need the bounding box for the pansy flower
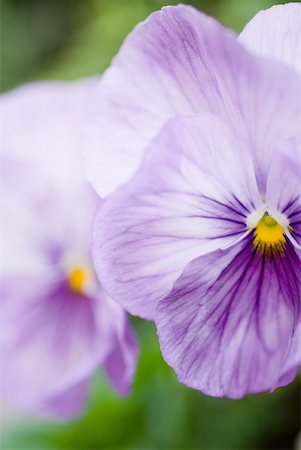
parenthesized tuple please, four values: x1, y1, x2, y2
(0, 81, 137, 418)
(87, 4, 301, 397)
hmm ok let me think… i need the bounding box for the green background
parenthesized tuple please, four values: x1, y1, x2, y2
(1, 1, 300, 449)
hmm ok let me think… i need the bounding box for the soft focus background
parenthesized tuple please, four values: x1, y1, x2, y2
(1, 0, 300, 449)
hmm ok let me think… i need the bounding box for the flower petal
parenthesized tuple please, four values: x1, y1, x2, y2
(104, 299, 138, 396)
(275, 311, 301, 389)
(36, 380, 89, 420)
(156, 237, 301, 398)
(92, 114, 260, 319)
(265, 136, 301, 247)
(0, 276, 119, 416)
(239, 3, 301, 75)
(0, 81, 99, 277)
(85, 4, 301, 196)
(274, 367, 299, 389)
(0, 80, 96, 187)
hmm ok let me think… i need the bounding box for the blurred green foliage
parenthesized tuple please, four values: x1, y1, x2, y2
(1, 1, 300, 449)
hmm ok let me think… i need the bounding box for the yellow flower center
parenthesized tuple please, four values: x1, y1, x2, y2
(68, 267, 87, 294)
(254, 213, 286, 253)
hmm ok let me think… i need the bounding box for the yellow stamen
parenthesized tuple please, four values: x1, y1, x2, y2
(68, 267, 86, 294)
(254, 213, 286, 253)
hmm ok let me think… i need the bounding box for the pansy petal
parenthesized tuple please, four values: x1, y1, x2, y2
(156, 237, 300, 398)
(0, 80, 96, 187)
(85, 4, 301, 196)
(239, 3, 301, 75)
(37, 380, 89, 420)
(275, 319, 301, 389)
(265, 136, 301, 247)
(0, 276, 113, 414)
(92, 114, 260, 319)
(274, 367, 299, 389)
(0, 81, 99, 278)
(104, 299, 138, 395)
(265, 137, 301, 211)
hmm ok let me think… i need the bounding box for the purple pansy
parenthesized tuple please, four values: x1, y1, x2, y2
(88, 4, 301, 397)
(0, 81, 137, 419)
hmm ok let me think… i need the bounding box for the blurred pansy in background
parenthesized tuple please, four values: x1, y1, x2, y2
(88, 2, 301, 398)
(0, 80, 137, 419)
(1, 1, 301, 450)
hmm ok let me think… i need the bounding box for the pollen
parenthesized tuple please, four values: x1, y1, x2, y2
(254, 213, 286, 253)
(68, 267, 86, 294)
